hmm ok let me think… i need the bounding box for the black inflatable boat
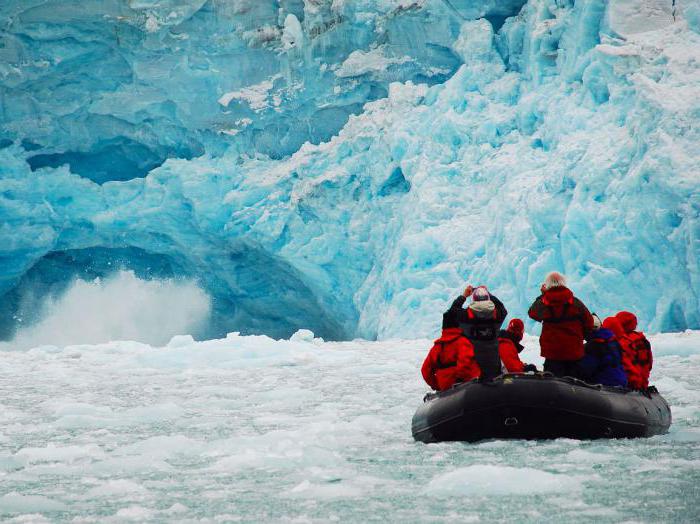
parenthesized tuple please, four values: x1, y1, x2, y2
(412, 373, 671, 443)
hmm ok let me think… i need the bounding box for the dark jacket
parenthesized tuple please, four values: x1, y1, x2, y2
(421, 327, 481, 391)
(445, 294, 507, 379)
(580, 328, 628, 387)
(498, 330, 526, 373)
(528, 286, 593, 361)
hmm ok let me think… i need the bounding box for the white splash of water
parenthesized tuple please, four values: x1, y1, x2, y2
(4, 271, 211, 349)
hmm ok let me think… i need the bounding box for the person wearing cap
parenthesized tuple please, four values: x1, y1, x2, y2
(421, 300, 481, 391)
(528, 271, 594, 378)
(579, 314, 628, 387)
(444, 283, 508, 380)
(498, 318, 538, 373)
(615, 311, 653, 389)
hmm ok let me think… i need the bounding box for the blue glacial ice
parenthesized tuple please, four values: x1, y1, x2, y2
(1, 0, 699, 341)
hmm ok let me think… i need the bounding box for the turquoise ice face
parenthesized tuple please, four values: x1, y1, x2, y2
(0, 0, 698, 341)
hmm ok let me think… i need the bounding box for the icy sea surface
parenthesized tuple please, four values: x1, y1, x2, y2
(1, 331, 699, 522)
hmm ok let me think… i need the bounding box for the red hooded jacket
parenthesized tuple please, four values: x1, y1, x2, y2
(421, 328, 481, 391)
(528, 286, 594, 360)
(498, 334, 525, 372)
(614, 312, 653, 389)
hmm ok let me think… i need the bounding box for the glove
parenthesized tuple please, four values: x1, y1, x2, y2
(523, 364, 537, 373)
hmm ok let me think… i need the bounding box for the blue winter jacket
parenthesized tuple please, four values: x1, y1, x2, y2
(580, 328, 628, 387)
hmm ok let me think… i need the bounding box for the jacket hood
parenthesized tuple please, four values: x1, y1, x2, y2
(616, 311, 638, 333)
(434, 327, 464, 343)
(602, 317, 625, 340)
(468, 300, 495, 317)
(498, 330, 525, 352)
(541, 286, 574, 306)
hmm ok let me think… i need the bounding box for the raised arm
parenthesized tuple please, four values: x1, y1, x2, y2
(528, 295, 545, 322)
(446, 295, 467, 314)
(489, 294, 508, 322)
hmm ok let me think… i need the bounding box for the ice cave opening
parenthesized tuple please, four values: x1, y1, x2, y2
(0, 244, 351, 344)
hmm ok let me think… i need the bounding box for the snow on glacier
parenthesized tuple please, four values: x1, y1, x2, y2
(1, 0, 699, 343)
(0, 331, 699, 521)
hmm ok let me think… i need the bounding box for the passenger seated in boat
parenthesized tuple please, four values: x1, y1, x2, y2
(615, 311, 653, 390)
(580, 314, 628, 387)
(421, 302, 481, 391)
(528, 271, 594, 378)
(498, 318, 537, 373)
(445, 284, 508, 380)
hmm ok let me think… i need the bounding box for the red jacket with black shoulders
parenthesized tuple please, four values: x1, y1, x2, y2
(528, 286, 594, 360)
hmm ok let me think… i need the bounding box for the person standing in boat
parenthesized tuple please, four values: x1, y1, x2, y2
(421, 299, 481, 391)
(528, 271, 594, 378)
(579, 314, 628, 387)
(498, 318, 538, 373)
(445, 284, 508, 380)
(615, 311, 653, 390)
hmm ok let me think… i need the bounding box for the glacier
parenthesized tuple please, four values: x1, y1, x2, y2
(1, 0, 699, 342)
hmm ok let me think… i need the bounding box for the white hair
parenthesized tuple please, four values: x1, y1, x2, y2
(544, 271, 567, 290)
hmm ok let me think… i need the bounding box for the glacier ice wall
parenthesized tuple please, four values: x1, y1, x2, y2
(0, 0, 481, 181)
(1, 0, 699, 341)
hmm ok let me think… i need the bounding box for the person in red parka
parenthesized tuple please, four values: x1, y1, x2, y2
(422, 291, 482, 391)
(602, 316, 626, 342)
(615, 311, 653, 389)
(498, 319, 538, 373)
(528, 271, 594, 378)
(421, 328, 481, 391)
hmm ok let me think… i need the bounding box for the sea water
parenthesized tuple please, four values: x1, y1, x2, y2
(1, 331, 698, 522)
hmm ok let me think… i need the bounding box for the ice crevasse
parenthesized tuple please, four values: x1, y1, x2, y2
(0, 0, 698, 341)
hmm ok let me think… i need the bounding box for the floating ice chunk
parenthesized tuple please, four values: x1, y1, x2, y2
(426, 465, 583, 496)
(646, 331, 700, 357)
(114, 435, 203, 460)
(166, 503, 189, 514)
(52, 402, 183, 429)
(668, 429, 700, 443)
(167, 334, 195, 348)
(0, 493, 68, 514)
(114, 506, 155, 520)
(86, 480, 149, 497)
(286, 479, 363, 499)
(15, 443, 106, 464)
(290, 329, 315, 342)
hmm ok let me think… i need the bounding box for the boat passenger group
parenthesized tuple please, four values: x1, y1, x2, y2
(421, 271, 653, 392)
